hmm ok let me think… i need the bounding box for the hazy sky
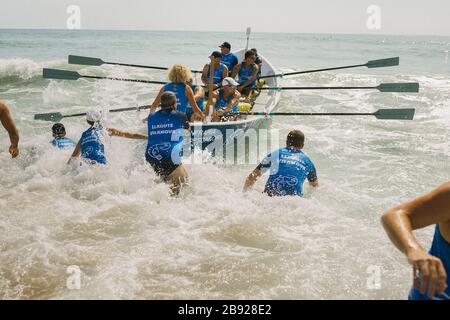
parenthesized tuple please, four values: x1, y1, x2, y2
(2, 0, 450, 36)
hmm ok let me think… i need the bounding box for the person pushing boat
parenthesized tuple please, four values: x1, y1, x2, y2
(69, 109, 147, 165)
(50, 123, 76, 149)
(231, 50, 259, 102)
(0, 101, 19, 158)
(146, 92, 190, 195)
(219, 41, 238, 74)
(382, 182, 450, 300)
(186, 77, 205, 122)
(201, 51, 228, 91)
(211, 77, 241, 122)
(149, 64, 204, 120)
(244, 130, 319, 196)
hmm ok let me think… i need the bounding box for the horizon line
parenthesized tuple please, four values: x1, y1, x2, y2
(1, 27, 450, 38)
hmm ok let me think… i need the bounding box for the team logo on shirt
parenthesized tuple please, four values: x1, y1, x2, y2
(147, 143, 172, 161)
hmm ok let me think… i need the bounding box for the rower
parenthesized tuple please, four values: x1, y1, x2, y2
(146, 92, 190, 195)
(212, 77, 241, 122)
(201, 51, 228, 91)
(0, 101, 19, 158)
(50, 123, 76, 149)
(382, 181, 450, 300)
(69, 109, 147, 165)
(150, 64, 203, 120)
(219, 42, 239, 75)
(186, 77, 205, 122)
(250, 48, 263, 78)
(244, 130, 319, 196)
(231, 50, 259, 102)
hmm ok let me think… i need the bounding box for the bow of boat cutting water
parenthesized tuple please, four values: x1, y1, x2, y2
(0, 30, 449, 299)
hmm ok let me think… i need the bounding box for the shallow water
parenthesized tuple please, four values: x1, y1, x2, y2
(0, 30, 449, 299)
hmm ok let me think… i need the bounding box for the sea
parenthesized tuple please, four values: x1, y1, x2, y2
(0, 29, 449, 299)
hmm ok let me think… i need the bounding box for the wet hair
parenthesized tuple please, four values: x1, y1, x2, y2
(168, 64, 192, 84)
(160, 91, 177, 109)
(245, 50, 256, 59)
(52, 123, 66, 136)
(286, 130, 305, 148)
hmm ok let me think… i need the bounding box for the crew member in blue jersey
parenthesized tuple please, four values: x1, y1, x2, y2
(382, 182, 450, 300)
(231, 50, 259, 101)
(50, 123, 76, 149)
(69, 109, 147, 165)
(212, 77, 241, 122)
(219, 42, 238, 74)
(244, 130, 319, 196)
(250, 48, 263, 78)
(0, 101, 19, 158)
(146, 92, 190, 195)
(186, 77, 205, 122)
(201, 51, 228, 90)
(150, 64, 204, 120)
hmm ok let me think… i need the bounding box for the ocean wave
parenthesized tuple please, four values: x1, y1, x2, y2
(0, 58, 64, 83)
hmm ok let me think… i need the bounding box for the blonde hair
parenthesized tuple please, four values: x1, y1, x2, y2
(168, 64, 192, 84)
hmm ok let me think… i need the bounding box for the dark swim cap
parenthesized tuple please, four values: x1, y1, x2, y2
(52, 123, 66, 135)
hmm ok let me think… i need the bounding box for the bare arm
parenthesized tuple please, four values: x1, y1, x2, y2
(107, 128, 148, 140)
(381, 182, 450, 297)
(230, 64, 240, 79)
(223, 91, 241, 113)
(243, 167, 262, 192)
(201, 64, 209, 86)
(239, 65, 259, 91)
(0, 102, 19, 158)
(150, 87, 164, 114)
(68, 139, 82, 164)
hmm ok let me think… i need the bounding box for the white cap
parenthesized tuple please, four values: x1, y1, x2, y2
(86, 109, 102, 122)
(222, 77, 239, 88)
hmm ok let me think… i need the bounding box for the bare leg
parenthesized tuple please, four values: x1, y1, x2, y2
(165, 165, 188, 195)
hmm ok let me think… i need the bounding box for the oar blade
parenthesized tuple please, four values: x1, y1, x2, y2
(366, 57, 400, 68)
(34, 112, 64, 122)
(43, 68, 81, 81)
(377, 83, 420, 93)
(68, 55, 104, 66)
(374, 108, 415, 120)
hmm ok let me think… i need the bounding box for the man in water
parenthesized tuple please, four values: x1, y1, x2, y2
(146, 92, 190, 195)
(0, 101, 19, 158)
(69, 109, 147, 165)
(381, 181, 450, 300)
(219, 42, 238, 74)
(244, 130, 319, 196)
(50, 123, 76, 149)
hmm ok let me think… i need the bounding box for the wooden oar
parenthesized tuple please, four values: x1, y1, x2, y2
(204, 57, 215, 120)
(259, 57, 400, 79)
(34, 105, 152, 122)
(68, 55, 202, 73)
(43, 68, 166, 85)
(259, 82, 419, 93)
(233, 108, 416, 120)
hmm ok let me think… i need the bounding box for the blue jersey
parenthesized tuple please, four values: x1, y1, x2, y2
(80, 127, 107, 165)
(50, 137, 76, 149)
(257, 147, 317, 197)
(409, 225, 450, 300)
(238, 62, 257, 88)
(186, 84, 204, 116)
(215, 89, 238, 112)
(163, 83, 188, 113)
(205, 63, 226, 85)
(146, 109, 189, 164)
(221, 52, 238, 72)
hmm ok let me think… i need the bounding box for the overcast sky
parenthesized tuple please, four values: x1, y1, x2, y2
(2, 0, 450, 36)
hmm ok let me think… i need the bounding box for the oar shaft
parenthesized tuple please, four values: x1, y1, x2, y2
(259, 63, 366, 79)
(234, 112, 374, 116)
(82, 75, 166, 85)
(260, 86, 375, 90)
(105, 61, 202, 73)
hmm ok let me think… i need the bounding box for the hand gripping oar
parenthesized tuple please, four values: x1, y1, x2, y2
(259, 82, 420, 93)
(259, 57, 400, 79)
(232, 108, 415, 120)
(34, 105, 152, 122)
(68, 55, 202, 74)
(43, 68, 166, 85)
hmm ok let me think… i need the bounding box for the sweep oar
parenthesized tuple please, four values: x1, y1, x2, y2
(233, 108, 415, 120)
(68, 55, 202, 73)
(34, 105, 152, 122)
(259, 82, 419, 93)
(259, 57, 400, 79)
(43, 68, 166, 85)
